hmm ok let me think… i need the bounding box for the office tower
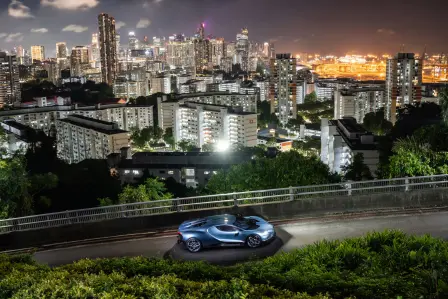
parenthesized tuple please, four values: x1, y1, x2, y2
(210, 38, 225, 67)
(31, 45, 45, 63)
(16, 46, 24, 65)
(70, 46, 89, 77)
(98, 13, 117, 85)
(116, 34, 121, 54)
(235, 28, 249, 72)
(385, 53, 422, 124)
(128, 32, 139, 50)
(0, 52, 20, 106)
(263, 42, 269, 57)
(269, 53, 298, 125)
(56, 115, 130, 164)
(194, 23, 210, 74)
(90, 33, 100, 67)
(270, 43, 276, 59)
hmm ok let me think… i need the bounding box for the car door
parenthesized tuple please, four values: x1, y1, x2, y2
(208, 225, 245, 244)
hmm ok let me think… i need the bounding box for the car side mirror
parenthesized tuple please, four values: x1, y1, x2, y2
(235, 232, 239, 236)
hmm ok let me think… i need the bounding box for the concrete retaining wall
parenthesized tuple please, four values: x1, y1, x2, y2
(1, 188, 447, 251)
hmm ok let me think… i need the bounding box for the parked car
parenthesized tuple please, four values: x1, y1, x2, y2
(177, 214, 276, 253)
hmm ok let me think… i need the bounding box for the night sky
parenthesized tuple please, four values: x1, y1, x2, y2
(1, 0, 447, 57)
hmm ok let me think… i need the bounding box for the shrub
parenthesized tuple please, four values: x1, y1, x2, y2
(2, 231, 448, 298)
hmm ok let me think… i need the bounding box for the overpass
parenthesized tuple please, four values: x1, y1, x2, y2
(1, 174, 448, 250)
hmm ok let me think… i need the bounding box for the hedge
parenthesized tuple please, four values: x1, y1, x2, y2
(1, 230, 448, 298)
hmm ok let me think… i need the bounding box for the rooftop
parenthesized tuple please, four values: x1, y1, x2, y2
(58, 115, 128, 135)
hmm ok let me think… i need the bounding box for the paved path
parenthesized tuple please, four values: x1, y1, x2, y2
(34, 212, 448, 266)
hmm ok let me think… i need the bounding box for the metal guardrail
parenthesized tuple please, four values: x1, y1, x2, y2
(0, 174, 447, 234)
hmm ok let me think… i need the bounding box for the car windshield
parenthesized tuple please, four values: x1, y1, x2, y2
(234, 218, 259, 230)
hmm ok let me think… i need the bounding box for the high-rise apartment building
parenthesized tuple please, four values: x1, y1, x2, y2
(98, 13, 117, 85)
(334, 88, 385, 124)
(31, 45, 45, 63)
(0, 52, 20, 106)
(56, 115, 130, 164)
(173, 102, 257, 149)
(269, 53, 298, 125)
(385, 53, 422, 124)
(151, 75, 171, 94)
(70, 46, 90, 77)
(166, 38, 195, 68)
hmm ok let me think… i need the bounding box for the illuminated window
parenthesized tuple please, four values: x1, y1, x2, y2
(168, 171, 174, 175)
(124, 170, 130, 174)
(132, 170, 140, 175)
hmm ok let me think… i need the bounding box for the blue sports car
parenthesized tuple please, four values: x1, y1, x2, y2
(177, 214, 276, 252)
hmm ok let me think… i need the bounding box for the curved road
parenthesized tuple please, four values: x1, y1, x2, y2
(34, 212, 448, 267)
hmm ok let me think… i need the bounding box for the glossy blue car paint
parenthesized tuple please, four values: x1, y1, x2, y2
(177, 214, 276, 252)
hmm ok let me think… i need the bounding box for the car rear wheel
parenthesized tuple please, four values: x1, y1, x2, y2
(185, 238, 202, 253)
(246, 234, 262, 248)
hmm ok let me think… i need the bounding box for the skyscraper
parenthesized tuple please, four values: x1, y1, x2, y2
(385, 53, 422, 124)
(56, 42, 67, 59)
(70, 46, 90, 77)
(0, 52, 20, 106)
(269, 53, 298, 125)
(235, 28, 249, 72)
(210, 38, 225, 67)
(128, 32, 139, 50)
(194, 23, 210, 74)
(90, 33, 100, 67)
(16, 46, 24, 65)
(31, 45, 45, 63)
(98, 13, 117, 85)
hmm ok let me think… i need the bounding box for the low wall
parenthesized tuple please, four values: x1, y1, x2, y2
(1, 188, 447, 251)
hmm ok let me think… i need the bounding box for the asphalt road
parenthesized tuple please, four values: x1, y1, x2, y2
(34, 212, 448, 267)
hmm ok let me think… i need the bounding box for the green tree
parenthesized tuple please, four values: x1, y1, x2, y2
(0, 128, 58, 218)
(386, 136, 448, 178)
(205, 151, 339, 193)
(177, 139, 196, 152)
(292, 137, 321, 156)
(130, 127, 163, 151)
(201, 143, 215, 152)
(118, 178, 172, 204)
(285, 117, 304, 132)
(362, 109, 393, 136)
(440, 89, 448, 127)
(341, 153, 373, 181)
(162, 128, 175, 149)
(304, 91, 317, 103)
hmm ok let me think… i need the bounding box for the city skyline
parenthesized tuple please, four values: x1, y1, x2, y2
(0, 0, 448, 56)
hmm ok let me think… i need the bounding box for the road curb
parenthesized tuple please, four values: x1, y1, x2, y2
(3, 206, 448, 254)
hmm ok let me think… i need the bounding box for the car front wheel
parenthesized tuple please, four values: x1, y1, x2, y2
(185, 238, 202, 253)
(246, 234, 262, 248)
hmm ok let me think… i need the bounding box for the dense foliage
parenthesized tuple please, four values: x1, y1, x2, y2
(2, 231, 448, 298)
(297, 99, 334, 123)
(205, 151, 339, 193)
(362, 109, 393, 136)
(376, 91, 448, 178)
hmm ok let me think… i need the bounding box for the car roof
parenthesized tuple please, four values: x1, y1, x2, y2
(204, 214, 236, 224)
